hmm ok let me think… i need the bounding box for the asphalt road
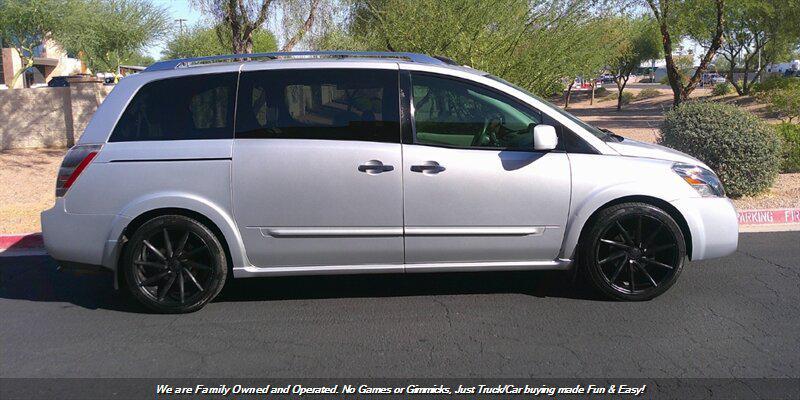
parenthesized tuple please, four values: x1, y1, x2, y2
(1, 232, 798, 379)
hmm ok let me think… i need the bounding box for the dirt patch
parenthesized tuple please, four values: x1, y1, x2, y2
(0, 149, 65, 233)
(732, 173, 800, 210)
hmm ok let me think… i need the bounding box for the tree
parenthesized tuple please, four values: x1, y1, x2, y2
(610, 16, 662, 110)
(58, 0, 170, 73)
(711, 0, 800, 95)
(318, 0, 618, 97)
(193, 0, 321, 54)
(162, 24, 277, 59)
(0, 0, 69, 88)
(645, 0, 725, 105)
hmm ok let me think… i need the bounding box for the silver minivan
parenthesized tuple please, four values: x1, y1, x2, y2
(41, 52, 739, 313)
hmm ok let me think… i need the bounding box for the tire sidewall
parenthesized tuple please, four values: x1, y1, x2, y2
(582, 203, 686, 301)
(123, 215, 227, 313)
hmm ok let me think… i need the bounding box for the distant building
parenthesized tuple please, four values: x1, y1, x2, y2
(765, 60, 800, 75)
(0, 36, 86, 89)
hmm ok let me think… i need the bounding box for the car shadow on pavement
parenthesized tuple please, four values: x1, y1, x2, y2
(0, 256, 604, 314)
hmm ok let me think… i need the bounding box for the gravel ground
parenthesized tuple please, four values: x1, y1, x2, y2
(0, 149, 64, 233)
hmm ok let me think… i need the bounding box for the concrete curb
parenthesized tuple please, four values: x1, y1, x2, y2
(2, 209, 799, 255)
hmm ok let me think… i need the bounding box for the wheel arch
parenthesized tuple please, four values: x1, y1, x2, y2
(564, 195, 692, 263)
(102, 193, 248, 283)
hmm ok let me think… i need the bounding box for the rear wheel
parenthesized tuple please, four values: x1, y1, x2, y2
(581, 203, 686, 301)
(122, 215, 227, 313)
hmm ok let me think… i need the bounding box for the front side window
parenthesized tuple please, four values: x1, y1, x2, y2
(109, 73, 237, 142)
(411, 73, 541, 149)
(235, 69, 400, 143)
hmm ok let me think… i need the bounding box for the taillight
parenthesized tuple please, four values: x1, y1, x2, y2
(56, 144, 102, 197)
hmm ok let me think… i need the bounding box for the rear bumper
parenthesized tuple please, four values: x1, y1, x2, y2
(41, 199, 119, 271)
(670, 197, 739, 260)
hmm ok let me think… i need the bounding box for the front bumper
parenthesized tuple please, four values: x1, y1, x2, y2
(41, 199, 120, 270)
(670, 197, 739, 260)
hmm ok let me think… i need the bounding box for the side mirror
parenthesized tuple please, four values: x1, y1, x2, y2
(533, 124, 558, 151)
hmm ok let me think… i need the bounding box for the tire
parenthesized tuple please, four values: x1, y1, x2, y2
(122, 215, 227, 313)
(580, 202, 686, 301)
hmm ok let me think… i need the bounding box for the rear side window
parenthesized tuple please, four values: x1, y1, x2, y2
(235, 69, 400, 143)
(109, 73, 237, 142)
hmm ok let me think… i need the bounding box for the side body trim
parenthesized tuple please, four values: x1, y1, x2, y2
(255, 226, 547, 237)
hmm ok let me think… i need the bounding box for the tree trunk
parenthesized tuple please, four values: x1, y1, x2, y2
(564, 81, 574, 109)
(590, 82, 596, 105)
(616, 76, 628, 111)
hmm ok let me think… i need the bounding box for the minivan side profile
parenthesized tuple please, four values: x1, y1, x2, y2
(42, 52, 739, 313)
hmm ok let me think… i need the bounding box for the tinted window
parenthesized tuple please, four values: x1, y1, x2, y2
(110, 73, 237, 142)
(236, 69, 400, 143)
(411, 73, 541, 150)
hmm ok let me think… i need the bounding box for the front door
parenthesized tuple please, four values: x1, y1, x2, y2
(232, 67, 404, 269)
(402, 72, 571, 264)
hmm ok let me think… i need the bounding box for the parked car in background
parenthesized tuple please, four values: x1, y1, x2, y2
(600, 74, 615, 84)
(41, 51, 739, 313)
(47, 74, 104, 87)
(701, 73, 726, 85)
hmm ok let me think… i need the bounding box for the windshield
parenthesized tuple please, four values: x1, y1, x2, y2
(486, 75, 610, 140)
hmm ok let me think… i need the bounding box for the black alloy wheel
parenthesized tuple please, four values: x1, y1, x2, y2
(581, 202, 686, 301)
(123, 215, 227, 313)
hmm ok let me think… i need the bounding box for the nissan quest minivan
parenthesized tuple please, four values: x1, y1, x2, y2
(41, 51, 739, 313)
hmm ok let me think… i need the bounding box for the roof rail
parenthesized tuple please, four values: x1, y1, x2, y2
(144, 51, 447, 72)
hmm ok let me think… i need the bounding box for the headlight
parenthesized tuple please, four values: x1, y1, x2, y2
(672, 163, 725, 197)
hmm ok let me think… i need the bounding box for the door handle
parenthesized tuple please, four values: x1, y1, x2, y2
(410, 161, 445, 174)
(358, 160, 394, 174)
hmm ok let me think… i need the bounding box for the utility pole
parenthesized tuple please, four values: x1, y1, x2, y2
(175, 18, 187, 33)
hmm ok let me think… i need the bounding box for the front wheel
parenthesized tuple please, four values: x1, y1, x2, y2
(580, 203, 686, 301)
(122, 215, 227, 313)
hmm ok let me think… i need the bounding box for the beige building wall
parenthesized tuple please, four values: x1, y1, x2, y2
(2, 48, 25, 89)
(0, 83, 113, 150)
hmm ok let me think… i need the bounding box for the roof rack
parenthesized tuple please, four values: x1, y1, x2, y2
(144, 51, 448, 72)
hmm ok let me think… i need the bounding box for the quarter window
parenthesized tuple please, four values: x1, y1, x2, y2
(411, 73, 541, 149)
(109, 73, 237, 142)
(235, 69, 400, 143)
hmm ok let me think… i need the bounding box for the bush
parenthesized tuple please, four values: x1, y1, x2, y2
(594, 86, 609, 97)
(776, 123, 800, 173)
(752, 75, 794, 94)
(659, 102, 782, 197)
(635, 88, 661, 100)
(711, 82, 732, 96)
(761, 85, 800, 123)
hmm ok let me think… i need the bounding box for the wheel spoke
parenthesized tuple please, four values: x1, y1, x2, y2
(643, 258, 674, 270)
(163, 229, 173, 258)
(134, 260, 167, 270)
(646, 243, 675, 254)
(176, 232, 190, 256)
(183, 268, 204, 291)
(158, 273, 177, 301)
(143, 240, 167, 261)
(609, 255, 628, 283)
(185, 260, 211, 270)
(139, 271, 171, 287)
(178, 271, 185, 303)
(636, 215, 643, 246)
(599, 251, 626, 265)
(629, 261, 636, 292)
(636, 262, 658, 287)
(600, 239, 632, 250)
(616, 221, 634, 245)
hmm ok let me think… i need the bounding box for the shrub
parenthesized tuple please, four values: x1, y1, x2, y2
(659, 75, 670, 85)
(659, 102, 782, 197)
(752, 75, 794, 94)
(635, 88, 661, 100)
(711, 82, 732, 96)
(776, 123, 800, 173)
(594, 86, 609, 97)
(761, 85, 800, 123)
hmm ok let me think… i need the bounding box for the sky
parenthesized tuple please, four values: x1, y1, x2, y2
(145, 0, 204, 59)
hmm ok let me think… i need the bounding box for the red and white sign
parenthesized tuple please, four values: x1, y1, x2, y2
(737, 208, 800, 225)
